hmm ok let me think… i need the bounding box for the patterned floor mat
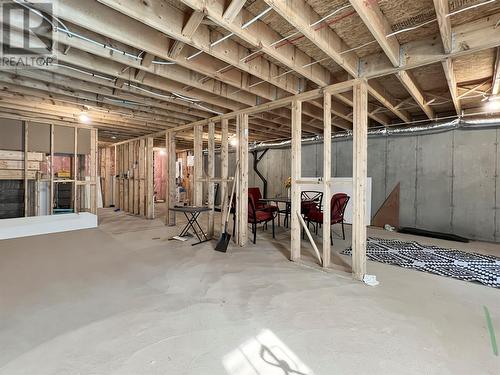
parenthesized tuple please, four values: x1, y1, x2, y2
(342, 238, 500, 288)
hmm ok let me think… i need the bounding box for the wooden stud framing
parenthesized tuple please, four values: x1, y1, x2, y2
(146, 136, 154, 219)
(236, 114, 248, 246)
(493, 47, 500, 96)
(113, 145, 117, 207)
(193, 125, 203, 206)
(90, 128, 97, 214)
(49, 124, 54, 215)
(73, 127, 78, 213)
(166, 131, 176, 225)
(130, 142, 135, 214)
(114, 137, 152, 218)
(139, 138, 146, 216)
(207, 122, 215, 238)
(352, 80, 368, 281)
(290, 99, 302, 261)
(322, 92, 332, 268)
(23, 121, 28, 217)
(220, 119, 229, 233)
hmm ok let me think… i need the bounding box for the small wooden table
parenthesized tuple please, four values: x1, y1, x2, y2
(168, 206, 212, 246)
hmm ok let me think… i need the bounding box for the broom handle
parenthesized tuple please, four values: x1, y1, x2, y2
(224, 160, 239, 226)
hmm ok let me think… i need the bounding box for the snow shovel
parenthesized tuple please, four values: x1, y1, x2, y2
(215, 161, 238, 252)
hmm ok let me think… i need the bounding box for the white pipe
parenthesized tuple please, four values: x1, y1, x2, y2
(210, 33, 234, 47)
(187, 50, 203, 60)
(241, 7, 272, 29)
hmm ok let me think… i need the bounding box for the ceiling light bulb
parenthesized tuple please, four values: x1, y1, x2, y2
(79, 113, 91, 123)
(159, 149, 166, 155)
(486, 99, 500, 112)
(230, 137, 238, 147)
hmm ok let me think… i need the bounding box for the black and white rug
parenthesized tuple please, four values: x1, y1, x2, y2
(342, 238, 500, 288)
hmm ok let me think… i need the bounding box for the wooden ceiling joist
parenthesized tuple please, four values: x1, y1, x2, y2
(91, 0, 301, 94)
(222, 0, 246, 23)
(169, 10, 205, 58)
(91, 0, 358, 128)
(135, 52, 155, 82)
(396, 71, 435, 119)
(264, 0, 410, 124)
(433, 0, 452, 54)
(493, 48, 500, 96)
(349, 0, 433, 119)
(361, 13, 500, 78)
(442, 58, 461, 116)
(348, 0, 400, 67)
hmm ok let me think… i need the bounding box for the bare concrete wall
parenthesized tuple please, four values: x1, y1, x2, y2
(247, 127, 500, 242)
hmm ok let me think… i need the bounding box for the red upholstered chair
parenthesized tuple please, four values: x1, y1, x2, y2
(248, 187, 278, 213)
(248, 195, 276, 244)
(304, 193, 350, 244)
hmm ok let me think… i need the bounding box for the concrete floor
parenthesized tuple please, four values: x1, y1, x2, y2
(0, 208, 499, 374)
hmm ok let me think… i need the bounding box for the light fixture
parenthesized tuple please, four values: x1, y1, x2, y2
(79, 112, 91, 123)
(230, 136, 238, 147)
(486, 96, 500, 112)
(159, 148, 166, 155)
(111, 135, 117, 140)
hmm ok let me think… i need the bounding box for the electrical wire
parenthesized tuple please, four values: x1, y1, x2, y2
(386, 18, 437, 38)
(172, 92, 201, 102)
(13, 0, 70, 32)
(53, 63, 115, 81)
(387, 0, 498, 38)
(447, 0, 496, 17)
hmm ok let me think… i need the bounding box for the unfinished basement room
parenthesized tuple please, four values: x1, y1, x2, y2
(0, 0, 499, 373)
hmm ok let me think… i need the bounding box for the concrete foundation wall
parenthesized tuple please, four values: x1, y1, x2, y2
(247, 127, 500, 243)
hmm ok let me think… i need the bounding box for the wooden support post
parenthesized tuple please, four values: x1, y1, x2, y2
(193, 125, 203, 206)
(73, 127, 78, 213)
(50, 124, 54, 215)
(323, 92, 332, 268)
(352, 80, 368, 281)
(134, 141, 140, 215)
(90, 128, 97, 214)
(103, 147, 111, 207)
(23, 121, 28, 217)
(290, 99, 302, 261)
(236, 114, 248, 246)
(123, 143, 129, 212)
(146, 136, 154, 219)
(139, 139, 146, 216)
(207, 122, 215, 237)
(118, 145, 123, 210)
(113, 145, 117, 207)
(129, 141, 134, 214)
(220, 119, 229, 233)
(165, 131, 176, 225)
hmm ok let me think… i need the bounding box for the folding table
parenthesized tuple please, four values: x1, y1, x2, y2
(168, 206, 212, 246)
